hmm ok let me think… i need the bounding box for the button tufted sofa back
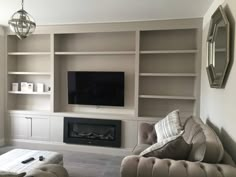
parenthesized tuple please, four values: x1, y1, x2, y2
(138, 116, 226, 163)
(138, 123, 157, 145)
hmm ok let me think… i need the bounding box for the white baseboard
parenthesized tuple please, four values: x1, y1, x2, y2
(0, 139, 5, 146)
(7, 139, 132, 156)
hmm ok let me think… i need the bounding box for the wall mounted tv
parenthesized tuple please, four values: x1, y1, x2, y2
(68, 71, 125, 106)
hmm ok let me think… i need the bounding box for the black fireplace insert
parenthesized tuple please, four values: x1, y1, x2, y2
(64, 117, 121, 147)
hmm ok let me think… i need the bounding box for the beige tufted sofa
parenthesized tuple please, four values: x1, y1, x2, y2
(121, 117, 236, 177)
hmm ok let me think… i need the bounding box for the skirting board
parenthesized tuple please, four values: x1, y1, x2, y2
(0, 139, 4, 146)
(7, 139, 132, 156)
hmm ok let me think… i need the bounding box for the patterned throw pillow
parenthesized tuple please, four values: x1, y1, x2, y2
(140, 131, 191, 160)
(155, 110, 183, 142)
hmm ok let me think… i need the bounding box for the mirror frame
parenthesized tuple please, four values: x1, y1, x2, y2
(206, 5, 230, 88)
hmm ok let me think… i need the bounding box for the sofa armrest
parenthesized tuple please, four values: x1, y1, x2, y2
(121, 155, 236, 177)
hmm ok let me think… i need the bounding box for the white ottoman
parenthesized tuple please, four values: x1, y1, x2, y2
(0, 149, 63, 174)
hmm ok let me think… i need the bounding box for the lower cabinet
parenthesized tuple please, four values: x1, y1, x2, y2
(9, 114, 50, 141)
(10, 115, 28, 139)
(8, 113, 139, 150)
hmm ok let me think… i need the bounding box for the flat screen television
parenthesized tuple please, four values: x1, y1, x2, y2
(68, 71, 125, 106)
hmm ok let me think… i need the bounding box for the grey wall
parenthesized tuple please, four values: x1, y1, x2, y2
(200, 0, 236, 161)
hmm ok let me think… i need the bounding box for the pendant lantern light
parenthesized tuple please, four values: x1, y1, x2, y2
(8, 0, 36, 40)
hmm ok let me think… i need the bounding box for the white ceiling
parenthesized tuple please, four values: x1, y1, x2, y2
(0, 0, 214, 26)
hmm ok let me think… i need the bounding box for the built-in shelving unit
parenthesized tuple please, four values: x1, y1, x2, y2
(6, 23, 201, 118)
(138, 29, 199, 118)
(53, 32, 136, 114)
(6, 20, 202, 152)
(7, 34, 52, 112)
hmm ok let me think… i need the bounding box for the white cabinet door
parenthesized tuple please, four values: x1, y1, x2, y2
(9, 114, 50, 141)
(29, 116, 50, 141)
(50, 116, 63, 143)
(10, 115, 28, 139)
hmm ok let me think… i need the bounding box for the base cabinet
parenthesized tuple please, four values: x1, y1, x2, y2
(8, 113, 138, 150)
(29, 116, 50, 141)
(9, 114, 50, 141)
(10, 115, 28, 139)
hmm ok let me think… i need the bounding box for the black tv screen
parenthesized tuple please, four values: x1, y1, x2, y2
(68, 71, 124, 106)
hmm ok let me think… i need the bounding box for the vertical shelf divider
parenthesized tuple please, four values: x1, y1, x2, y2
(50, 33, 55, 113)
(194, 28, 202, 117)
(134, 30, 140, 118)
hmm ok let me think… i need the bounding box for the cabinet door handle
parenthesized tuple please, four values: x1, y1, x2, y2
(25, 117, 32, 119)
(30, 118, 32, 137)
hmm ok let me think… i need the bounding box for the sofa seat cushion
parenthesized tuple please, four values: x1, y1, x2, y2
(0, 171, 26, 177)
(184, 117, 224, 163)
(155, 110, 183, 142)
(26, 164, 69, 177)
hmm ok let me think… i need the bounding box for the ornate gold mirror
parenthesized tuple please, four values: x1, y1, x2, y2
(206, 5, 230, 88)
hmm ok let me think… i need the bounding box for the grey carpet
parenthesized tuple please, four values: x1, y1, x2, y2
(0, 146, 124, 177)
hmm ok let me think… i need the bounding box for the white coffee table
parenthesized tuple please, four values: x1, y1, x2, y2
(0, 149, 63, 174)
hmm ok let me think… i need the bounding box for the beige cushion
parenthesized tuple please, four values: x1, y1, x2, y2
(0, 171, 26, 177)
(26, 164, 69, 177)
(182, 116, 202, 144)
(184, 117, 224, 163)
(140, 131, 191, 160)
(201, 124, 224, 163)
(154, 110, 183, 142)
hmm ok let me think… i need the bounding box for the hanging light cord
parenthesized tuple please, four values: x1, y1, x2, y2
(21, 0, 24, 10)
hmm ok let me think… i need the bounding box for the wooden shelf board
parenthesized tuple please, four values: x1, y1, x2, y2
(8, 52, 51, 56)
(55, 51, 136, 55)
(8, 110, 135, 120)
(215, 48, 226, 52)
(8, 110, 52, 115)
(8, 91, 51, 95)
(8, 72, 51, 75)
(139, 95, 196, 100)
(137, 116, 163, 121)
(53, 111, 135, 120)
(139, 73, 197, 77)
(138, 114, 191, 120)
(140, 50, 198, 54)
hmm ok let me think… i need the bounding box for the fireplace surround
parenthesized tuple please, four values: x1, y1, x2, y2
(64, 117, 121, 147)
